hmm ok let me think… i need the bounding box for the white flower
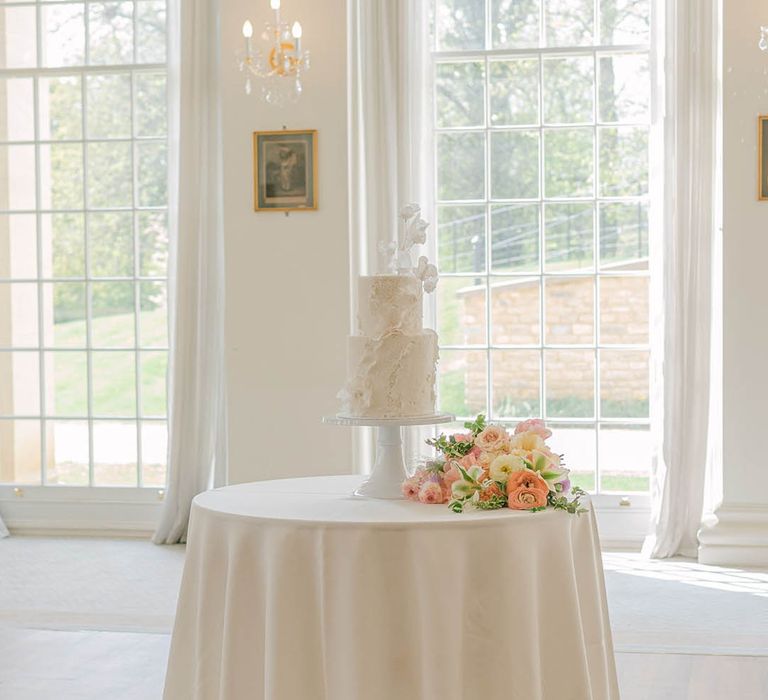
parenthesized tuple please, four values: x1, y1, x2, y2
(399, 203, 421, 219)
(489, 453, 526, 483)
(416, 256, 439, 293)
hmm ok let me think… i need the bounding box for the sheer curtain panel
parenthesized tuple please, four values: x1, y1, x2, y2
(643, 0, 719, 559)
(348, 0, 433, 470)
(153, 0, 227, 544)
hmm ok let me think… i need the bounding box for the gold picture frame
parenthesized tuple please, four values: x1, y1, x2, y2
(252, 129, 318, 211)
(759, 116, 768, 201)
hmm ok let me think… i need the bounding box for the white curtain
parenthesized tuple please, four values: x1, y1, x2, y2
(643, 0, 719, 558)
(153, 0, 227, 544)
(348, 0, 434, 471)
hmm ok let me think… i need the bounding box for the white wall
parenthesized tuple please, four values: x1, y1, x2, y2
(220, 0, 353, 483)
(699, 0, 768, 565)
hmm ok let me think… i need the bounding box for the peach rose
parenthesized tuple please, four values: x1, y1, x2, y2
(474, 425, 510, 453)
(509, 430, 545, 453)
(514, 419, 552, 440)
(418, 480, 445, 504)
(478, 481, 504, 503)
(506, 468, 549, 495)
(508, 486, 548, 510)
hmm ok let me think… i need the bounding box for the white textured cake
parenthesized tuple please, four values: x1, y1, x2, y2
(341, 274, 438, 418)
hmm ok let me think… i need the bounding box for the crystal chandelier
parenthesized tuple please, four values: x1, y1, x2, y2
(239, 0, 310, 106)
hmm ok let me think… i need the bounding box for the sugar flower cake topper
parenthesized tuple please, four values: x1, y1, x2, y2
(379, 203, 439, 292)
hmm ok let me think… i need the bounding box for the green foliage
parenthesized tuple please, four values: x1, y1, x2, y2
(474, 492, 507, 510)
(463, 413, 486, 436)
(548, 486, 589, 515)
(426, 433, 474, 459)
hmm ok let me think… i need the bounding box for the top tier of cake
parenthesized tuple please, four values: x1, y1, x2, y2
(356, 275, 423, 338)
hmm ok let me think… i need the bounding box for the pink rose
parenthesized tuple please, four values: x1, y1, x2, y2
(402, 476, 422, 501)
(514, 419, 552, 440)
(475, 425, 511, 453)
(418, 480, 445, 504)
(453, 432, 474, 444)
(443, 461, 462, 485)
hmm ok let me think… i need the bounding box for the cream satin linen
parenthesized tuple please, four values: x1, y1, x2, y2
(164, 476, 619, 700)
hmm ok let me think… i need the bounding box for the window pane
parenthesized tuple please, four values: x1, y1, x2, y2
(600, 0, 649, 46)
(38, 76, 82, 140)
(491, 277, 540, 345)
(0, 353, 40, 415)
(491, 131, 539, 199)
(0, 6, 37, 69)
(489, 59, 539, 126)
(599, 276, 648, 344)
(548, 422, 595, 491)
(47, 350, 88, 416)
(139, 280, 167, 346)
(544, 128, 593, 197)
(140, 350, 167, 416)
(41, 3, 85, 67)
(91, 281, 135, 347)
(47, 419, 89, 485)
(92, 351, 136, 415)
(599, 201, 648, 269)
(89, 211, 134, 277)
(42, 281, 87, 347)
(600, 349, 648, 418)
(543, 56, 593, 125)
(0, 145, 36, 210)
(0, 214, 37, 279)
(436, 61, 484, 128)
(43, 213, 85, 278)
(437, 132, 485, 201)
(136, 0, 167, 63)
(544, 56, 595, 124)
(93, 419, 137, 485)
(438, 205, 485, 273)
(599, 423, 650, 492)
(545, 277, 594, 344)
(40, 143, 84, 209)
(141, 420, 166, 486)
(544, 203, 594, 271)
(137, 141, 167, 206)
(599, 54, 649, 123)
(436, 0, 485, 50)
(438, 276, 486, 346)
(439, 349, 487, 418)
(0, 419, 41, 484)
(88, 1, 134, 65)
(491, 0, 539, 48)
(492, 349, 540, 418)
(545, 349, 594, 418)
(491, 203, 539, 272)
(0, 78, 34, 141)
(135, 72, 167, 137)
(0, 283, 38, 347)
(599, 126, 648, 196)
(138, 210, 168, 276)
(87, 142, 133, 208)
(545, 0, 593, 47)
(86, 73, 131, 138)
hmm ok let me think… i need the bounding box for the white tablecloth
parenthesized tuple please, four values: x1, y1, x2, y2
(163, 475, 619, 700)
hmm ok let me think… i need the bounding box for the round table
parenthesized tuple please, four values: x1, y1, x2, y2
(163, 476, 619, 700)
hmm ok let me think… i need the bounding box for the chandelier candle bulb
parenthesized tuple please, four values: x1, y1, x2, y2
(292, 21, 302, 53)
(242, 20, 253, 54)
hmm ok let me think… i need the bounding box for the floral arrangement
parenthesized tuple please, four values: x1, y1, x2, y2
(402, 415, 587, 514)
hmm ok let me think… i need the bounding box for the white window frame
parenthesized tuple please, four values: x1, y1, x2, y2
(430, 0, 658, 541)
(0, 0, 169, 533)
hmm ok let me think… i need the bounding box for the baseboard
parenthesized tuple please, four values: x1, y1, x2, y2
(0, 487, 162, 537)
(698, 503, 768, 566)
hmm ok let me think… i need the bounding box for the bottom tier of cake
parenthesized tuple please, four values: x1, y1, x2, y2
(341, 330, 438, 418)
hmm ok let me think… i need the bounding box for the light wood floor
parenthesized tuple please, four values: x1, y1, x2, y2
(1, 628, 767, 699)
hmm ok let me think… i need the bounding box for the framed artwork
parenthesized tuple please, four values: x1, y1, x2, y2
(759, 116, 768, 201)
(252, 129, 318, 211)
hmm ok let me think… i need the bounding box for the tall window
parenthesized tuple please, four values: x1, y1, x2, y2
(0, 1, 168, 488)
(433, 0, 651, 494)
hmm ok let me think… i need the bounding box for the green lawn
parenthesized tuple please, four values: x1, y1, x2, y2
(52, 309, 168, 417)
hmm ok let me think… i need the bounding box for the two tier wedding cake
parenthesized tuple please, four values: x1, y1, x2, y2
(339, 205, 439, 418)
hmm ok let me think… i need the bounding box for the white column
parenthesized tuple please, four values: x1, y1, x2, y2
(698, 0, 768, 566)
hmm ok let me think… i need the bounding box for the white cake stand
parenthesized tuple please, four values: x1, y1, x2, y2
(323, 413, 455, 499)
